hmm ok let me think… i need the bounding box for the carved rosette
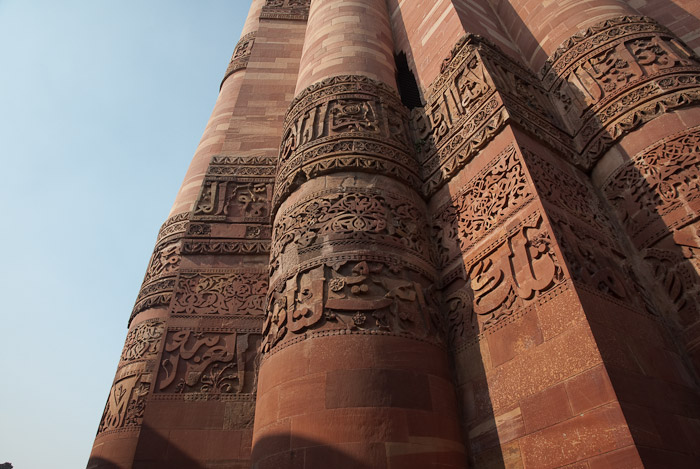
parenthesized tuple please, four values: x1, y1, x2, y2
(542, 15, 700, 169)
(221, 32, 256, 88)
(260, 0, 310, 21)
(130, 213, 188, 323)
(273, 75, 421, 211)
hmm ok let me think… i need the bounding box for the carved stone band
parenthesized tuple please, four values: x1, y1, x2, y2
(273, 75, 420, 211)
(540, 15, 700, 168)
(221, 32, 256, 89)
(131, 215, 188, 324)
(260, 0, 310, 21)
(262, 252, 443, 354)
(271, 186, 436, 279)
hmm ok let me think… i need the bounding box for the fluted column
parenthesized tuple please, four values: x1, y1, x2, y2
(169, 0, 267, 216)
(251, 1, 466, 468)
(88, 1, 303, 467)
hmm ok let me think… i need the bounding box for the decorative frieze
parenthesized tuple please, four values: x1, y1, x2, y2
(432, 145, 534, 269)
(262, 255, 443, 353)
(602, 127, 700, 249)
(418, 35, 571, 196)
(156, 330, 261, 395)
(542, 15, 700, 169)
(97, 363, 151, 436)
(442, 212, 563, 343)
(119, 320, 165, 364)
(171, 269, 268, 316)
(221, 32, 256, 87)
(274, 75, 421, 210)
(260, 0, 310, 21)
(271, 187, 435, 275)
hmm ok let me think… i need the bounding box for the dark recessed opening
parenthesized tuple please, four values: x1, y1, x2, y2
(395, 51, 423, 109)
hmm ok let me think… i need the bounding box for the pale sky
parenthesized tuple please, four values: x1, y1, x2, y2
(0, 1, 249, 467)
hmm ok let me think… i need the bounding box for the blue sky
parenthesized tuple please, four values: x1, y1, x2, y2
(0, 1, 248, 467)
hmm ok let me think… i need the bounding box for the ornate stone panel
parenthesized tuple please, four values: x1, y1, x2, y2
(130, 214, 188, 323)
(262, 254, 443, 354)
(119, 320, 165, 364)
(271, 187, 435, 275)
(542, 16, 700, 169)
(221, 32, 256, 87)
(274, 75, 421, 210)
(171, 269, 268, 316)
(442, 212, 564, 347)
(601, 127, 700, 361)
(432, 145, 535, 270)
(522, 148, 617, 240)
(260, 0, 310, 21)
(97, 362, 152, 436)
(602, 127, 700, 249)
(549, 211, 654, 315)
(156, 329, 261, 395)
(193, 180, 271, 223)
(418, 35, 572, 196)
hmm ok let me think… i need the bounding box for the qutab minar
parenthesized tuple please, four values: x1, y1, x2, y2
(89, 0, 700, 467)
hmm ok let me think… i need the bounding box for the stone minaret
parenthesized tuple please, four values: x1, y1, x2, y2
(90, 0, 700, 467)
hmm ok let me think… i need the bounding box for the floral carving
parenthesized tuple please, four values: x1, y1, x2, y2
(432, 145, 533, 268)
(602, 127, 700, 248)
(522, 148, 615, 238)
(550, 213, 653, 314)
(272, 188, 433, 269)
(172, 271, 267, 316)
(262, 258, 442, 352)
(120, 320, 165, 363)
(157, 331, 260, 394)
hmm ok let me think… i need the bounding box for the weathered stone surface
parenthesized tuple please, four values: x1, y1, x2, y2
(90, 1, 700, 468)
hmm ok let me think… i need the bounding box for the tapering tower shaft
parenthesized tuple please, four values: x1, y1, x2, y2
(251, 0, 466, 467)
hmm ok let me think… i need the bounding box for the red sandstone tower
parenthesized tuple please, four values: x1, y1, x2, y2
(89, 1, 700, 467)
